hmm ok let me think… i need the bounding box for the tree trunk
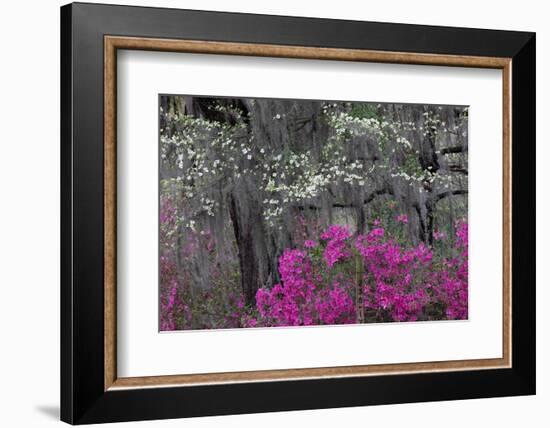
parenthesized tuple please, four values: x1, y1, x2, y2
(228, 192, 272, 306)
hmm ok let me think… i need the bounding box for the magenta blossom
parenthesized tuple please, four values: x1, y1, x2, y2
(252, 221, 469, 326)
(304, 240, 318, 248)
(396, 214, 409, 224)
(320, 224, 352, 267)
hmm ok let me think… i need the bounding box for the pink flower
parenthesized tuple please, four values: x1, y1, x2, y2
(434, 230, 446, 240)
(320, 225, 352, 267)
(396, 214, 408, 224)
(369, 227, 385, 240)
(320, 224, 352, 241)
(254, 221, 468, 326)
(304, 240, 317, 248)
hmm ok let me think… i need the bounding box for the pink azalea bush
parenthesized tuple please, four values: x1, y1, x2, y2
(252, 221, 468, 326)
(159, 197, 186, 330)
(255, 248, 356, 326)
(159, 196, 243, 330)
(434, 221, 468, 319)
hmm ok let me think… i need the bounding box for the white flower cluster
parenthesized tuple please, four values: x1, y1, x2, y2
(160, 101, 468, 231)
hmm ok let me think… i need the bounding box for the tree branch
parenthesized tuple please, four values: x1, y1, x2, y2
(440, 145, 467, 155)
(447, 164, 468, 175)
(294, 187, 393, 210)
(434, 189, 468, 202)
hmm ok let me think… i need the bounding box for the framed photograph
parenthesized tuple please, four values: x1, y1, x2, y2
(60, 2, 535, 424)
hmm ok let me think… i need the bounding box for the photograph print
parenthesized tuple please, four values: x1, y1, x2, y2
(159, 95, 469, 331)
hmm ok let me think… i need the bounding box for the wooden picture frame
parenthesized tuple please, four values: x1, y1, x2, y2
(61, 2, 535, 424)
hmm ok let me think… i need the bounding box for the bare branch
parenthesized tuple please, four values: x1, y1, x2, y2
(294, 187, 393, 210)
(440, 145, 467, 155)
(434, 189, 468, 202)
(447, 164, 468, 175)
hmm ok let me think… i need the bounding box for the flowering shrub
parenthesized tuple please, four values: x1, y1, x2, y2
(159, 195, 244, 330)
(355, 228, 433, 322)
(252, 221, 468, 326)
(255, 248, 355, 326)
(433, 221, 468, 319)
(159, 196, 187, 330)
(320, 225, 352, 267)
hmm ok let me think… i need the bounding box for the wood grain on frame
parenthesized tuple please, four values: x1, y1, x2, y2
(502, 62, 512, 366)
(104, 35, 512, 391)
(104, 36, 117, 390)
